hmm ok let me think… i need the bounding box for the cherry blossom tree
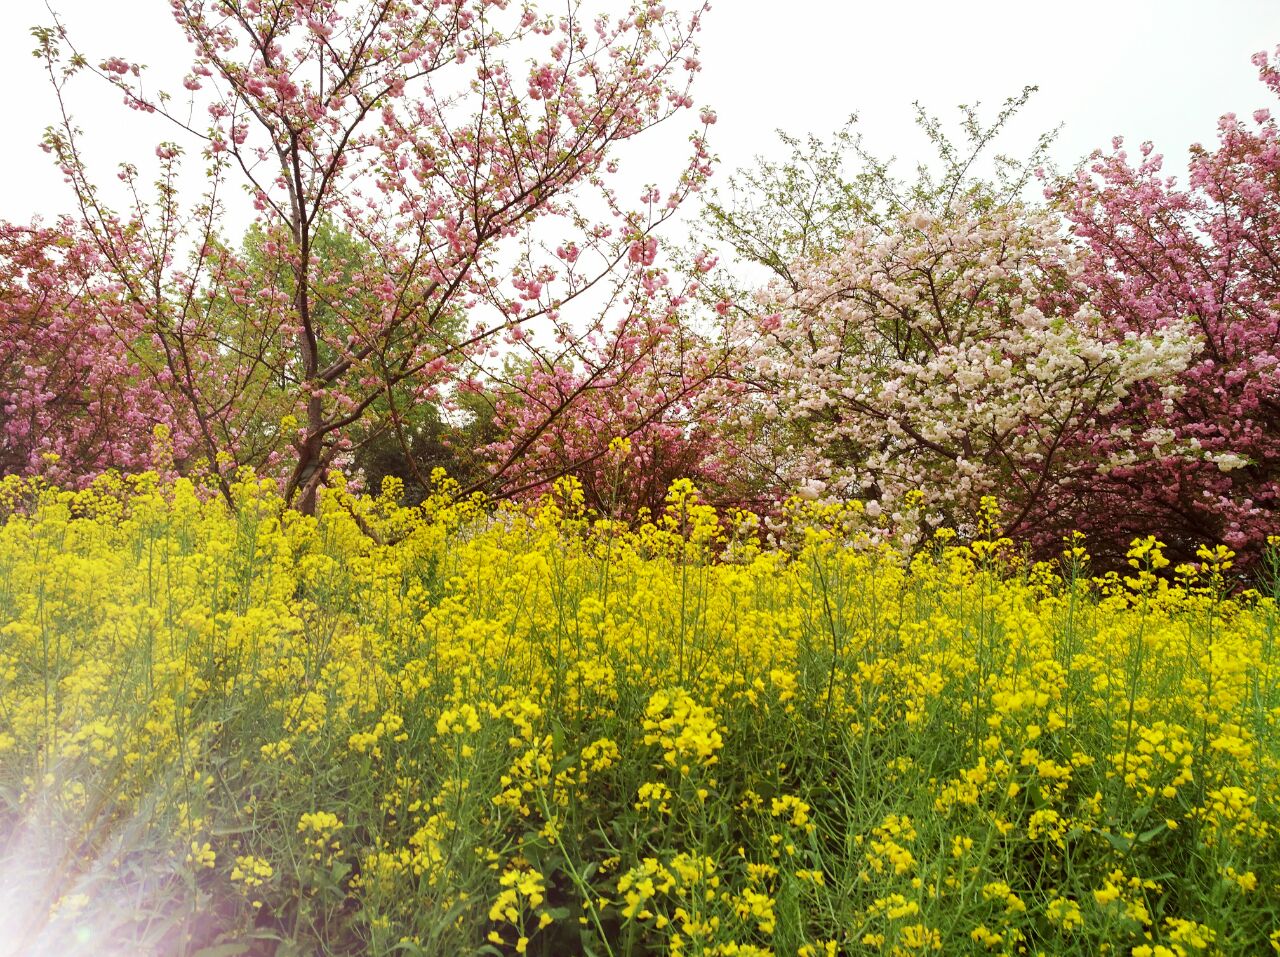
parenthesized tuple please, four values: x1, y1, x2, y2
(35, 0, 711, 511)
(0, 219, 180, 482)
(1060, 46, 1280, 562)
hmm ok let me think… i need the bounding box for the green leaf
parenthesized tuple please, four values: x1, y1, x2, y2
(1102, 831, 1132, 854)
(1138, 823, 1167, 843)
(191, 944, 254, 957)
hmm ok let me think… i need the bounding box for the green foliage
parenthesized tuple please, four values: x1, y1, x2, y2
(694, 88, 1058, 293)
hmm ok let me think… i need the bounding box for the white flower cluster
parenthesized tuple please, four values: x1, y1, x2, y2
(730, 199, 1201, 521)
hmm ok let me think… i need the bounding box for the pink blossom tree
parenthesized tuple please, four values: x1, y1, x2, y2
(35, 0, 711, 511)
(1060, 47, 1280, 563)
(0, 219, 179, 483)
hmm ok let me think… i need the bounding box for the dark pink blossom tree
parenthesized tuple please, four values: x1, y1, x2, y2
(0, 219, 179, 482)
(36, 0, 711, 511)
(1061, 47, 1280, 563)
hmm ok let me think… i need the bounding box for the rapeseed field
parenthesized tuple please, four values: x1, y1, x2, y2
(0, 470, 1277, 956)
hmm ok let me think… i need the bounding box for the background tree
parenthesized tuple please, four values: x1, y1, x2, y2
(356, 387, 499, 501)
(203, 218, 488, 496)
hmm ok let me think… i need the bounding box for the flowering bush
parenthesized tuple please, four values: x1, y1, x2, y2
(730, 195, 1195, 545)
(1, 474, 1277, 954)
(481, 291, 739, 516)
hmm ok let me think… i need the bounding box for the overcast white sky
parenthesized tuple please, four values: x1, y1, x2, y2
(2, 0, 1277, 231)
